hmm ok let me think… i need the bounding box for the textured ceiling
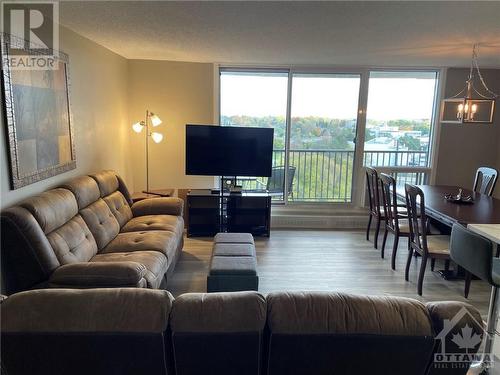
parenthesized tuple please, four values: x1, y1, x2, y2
(60, 1, 500, 67)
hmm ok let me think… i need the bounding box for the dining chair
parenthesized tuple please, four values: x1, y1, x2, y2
(449, 223, 497, 369)
(379, 173, 410, 270)
(366, 167, 382, 249)
(473, 166, 498, 196)
(404, 183, 451, 296)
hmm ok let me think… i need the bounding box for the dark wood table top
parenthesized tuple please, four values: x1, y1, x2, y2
(397, 185, 500, 226)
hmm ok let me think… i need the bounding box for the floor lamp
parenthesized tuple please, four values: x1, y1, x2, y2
(132, 110, 164, 194)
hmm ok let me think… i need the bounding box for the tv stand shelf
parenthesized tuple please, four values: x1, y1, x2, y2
(187, 190, 271, 237)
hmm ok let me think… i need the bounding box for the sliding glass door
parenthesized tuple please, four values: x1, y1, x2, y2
(219, 68, 440, 205)
(290, 74, 360, 202)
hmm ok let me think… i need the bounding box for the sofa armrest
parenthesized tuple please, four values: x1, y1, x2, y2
(426, 301, 483, 375)
(132, 197, 184, 217)
(48, 262, 148, 288)
(1, 288, 174, 333)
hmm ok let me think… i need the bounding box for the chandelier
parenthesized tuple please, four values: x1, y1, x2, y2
(441, 44, 498, 124)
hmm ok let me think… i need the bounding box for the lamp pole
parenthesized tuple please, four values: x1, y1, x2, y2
(145, 109, 150, 193)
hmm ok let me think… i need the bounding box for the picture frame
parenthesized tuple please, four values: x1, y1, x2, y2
(1, 33, 76, 189)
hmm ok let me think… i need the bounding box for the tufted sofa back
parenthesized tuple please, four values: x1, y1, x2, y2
(0, 170, 135, 295)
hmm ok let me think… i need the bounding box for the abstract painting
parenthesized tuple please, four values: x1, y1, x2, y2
(1, 35, 75, 189)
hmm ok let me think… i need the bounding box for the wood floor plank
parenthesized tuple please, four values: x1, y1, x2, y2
(167, 229, 490, 317)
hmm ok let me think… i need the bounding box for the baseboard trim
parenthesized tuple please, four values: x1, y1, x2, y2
(271, 214, 368, 230)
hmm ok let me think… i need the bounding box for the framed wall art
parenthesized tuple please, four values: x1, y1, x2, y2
(1, 34, 75, 189)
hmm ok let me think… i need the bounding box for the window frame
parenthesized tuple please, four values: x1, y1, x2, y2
(216, 65, 443, 208)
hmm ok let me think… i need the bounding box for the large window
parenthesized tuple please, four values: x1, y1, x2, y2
(219, 68, 440, 204)
(220, 70, 288, 200)
(363, 71, 439, 185)
(290, 74, 360, 202)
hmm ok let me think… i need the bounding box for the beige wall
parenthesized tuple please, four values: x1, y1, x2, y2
(435, 68, 500, 198)
(127, 60, 215, 192)
(0, 26, 131, 208)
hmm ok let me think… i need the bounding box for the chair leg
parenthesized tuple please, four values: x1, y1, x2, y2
(374, 217, 381, 249)
(381, 227, 388, 259)
(417, 255, 428, 296)
(405, 247, 413, 282)
(366, 215, 372, 241)
(484, 286, 499, 356)
(464, 271, 472, 298)
(391, 234, 399, 270)
(444, 260, 450, 272)
(431, 259, 435, 271)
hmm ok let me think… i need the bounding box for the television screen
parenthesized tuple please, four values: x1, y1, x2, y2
(185, 125, 274, 177)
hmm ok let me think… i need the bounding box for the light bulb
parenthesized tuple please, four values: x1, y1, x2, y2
(151, 132, 163, 143)
(132, 122, 144, 133)
(150, 114, 162, 127)
(464, 103, 469, 113)
(471, 104, 478, 113)
(457, 104, 464, 119)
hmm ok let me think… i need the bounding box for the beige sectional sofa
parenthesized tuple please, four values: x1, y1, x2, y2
(0, 170, 184, 294)
(0, 288, 483, 375)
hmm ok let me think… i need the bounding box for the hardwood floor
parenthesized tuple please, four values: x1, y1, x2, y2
(167, 229, 491, 317)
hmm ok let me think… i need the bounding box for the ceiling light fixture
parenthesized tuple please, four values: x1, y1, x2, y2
(441, 44, 498, 124)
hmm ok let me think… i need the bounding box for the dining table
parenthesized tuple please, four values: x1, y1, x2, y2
(396, 185, 500, 278)
(396, 185, 500, 226)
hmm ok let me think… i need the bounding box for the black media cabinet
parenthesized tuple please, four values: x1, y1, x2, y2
(187, 190, 271, 237)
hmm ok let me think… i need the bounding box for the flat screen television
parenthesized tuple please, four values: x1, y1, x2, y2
(185, 124, 274, 177)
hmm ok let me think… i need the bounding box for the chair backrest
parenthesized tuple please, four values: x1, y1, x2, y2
(379, 173, 400, 231)
(405, 183, 428, 255)
(170, 291, 266, 375)
(365, 167, 380, 215)
(450, 224, 495, 286)
(266, 291, 435, 375)
(473, 166, 498, 196)
(266, 166, 296, 195)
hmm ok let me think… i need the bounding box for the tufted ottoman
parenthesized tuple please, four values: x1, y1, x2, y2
(207, 233, 258, 292)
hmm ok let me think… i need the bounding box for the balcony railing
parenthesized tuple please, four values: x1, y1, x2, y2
(237, 149, 430, 203)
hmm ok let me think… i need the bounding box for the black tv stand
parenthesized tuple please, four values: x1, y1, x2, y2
(187, 189, 271, 237)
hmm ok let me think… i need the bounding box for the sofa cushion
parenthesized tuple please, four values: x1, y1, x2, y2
(46, 215, 98, 264)
(20, 188, 78, 234)
(49, 262, 148, 288)
(121, 215, 183, 234)
(101, 230, 177, 262)
(1, 288, 173, 333)
(92, 251, 168, 289)
(209, 256, 257, 276)
(213, 243, 256, 257)
(90, 170, 120, 197)
(60, 176, 101, 209)
(104, 191, 133, 227)
(267, 292, 433, 336)
(214, 233, 255, 245)
(80, 199, 120, 249)
(171, 291, 266, 333)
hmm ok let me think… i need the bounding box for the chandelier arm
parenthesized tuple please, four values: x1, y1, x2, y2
(472, 46, 499, 98)
(472, 86, 494, 100)
(449, 87, 467, 99)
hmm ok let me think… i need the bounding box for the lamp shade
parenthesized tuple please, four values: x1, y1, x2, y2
(151, 132, 164, 143)
(132, 122, 144, 133)
(150, 114, 162, 127)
